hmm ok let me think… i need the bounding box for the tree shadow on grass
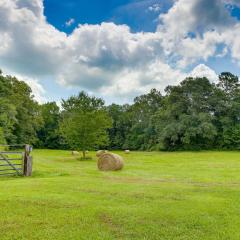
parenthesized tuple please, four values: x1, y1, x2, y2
(31, 170, 70, 178)
(76, 156, 93, 161)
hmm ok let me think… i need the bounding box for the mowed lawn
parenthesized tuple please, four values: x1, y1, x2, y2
(1, 150, 240, 239)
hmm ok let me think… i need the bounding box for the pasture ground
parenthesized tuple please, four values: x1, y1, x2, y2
(1, 150, 240, 240)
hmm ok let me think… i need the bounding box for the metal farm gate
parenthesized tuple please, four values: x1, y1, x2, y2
(0, 150, 23, 176)
(0, 145, 32, 177)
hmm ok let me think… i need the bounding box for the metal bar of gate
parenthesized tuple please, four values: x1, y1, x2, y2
(0, 173, 16, 176)
(0, 158, 22, 161)
(0, 168, 22, 172)
(0, 164, 22, 167)
(0, 144, 26, 147)
(0, 152, 23, 154)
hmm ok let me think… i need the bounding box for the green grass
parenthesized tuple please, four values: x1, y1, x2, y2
(1, 150, 240, 239)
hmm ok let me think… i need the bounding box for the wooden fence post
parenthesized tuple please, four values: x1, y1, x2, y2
(23, 145, 32, 176)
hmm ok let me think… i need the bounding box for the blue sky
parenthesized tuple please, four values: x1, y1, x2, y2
(0, 0, 240, 104)
(44, 0, 172, 33)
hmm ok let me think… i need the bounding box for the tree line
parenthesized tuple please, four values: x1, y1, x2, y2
(1, 69, 240, 152)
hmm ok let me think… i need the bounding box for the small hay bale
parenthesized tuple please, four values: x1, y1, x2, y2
(96, 150, 107, 157)
(97, 152, 124, 171)
(72, 151, 80, 155)
(125, 150, 130, 154)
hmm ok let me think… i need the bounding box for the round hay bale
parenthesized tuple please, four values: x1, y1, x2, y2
(125, 150, 130, 154)
(96, 150, 107, 157)
(97, 152, 124, 171)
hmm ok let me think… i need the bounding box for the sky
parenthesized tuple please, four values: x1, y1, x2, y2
(0, 0, 240, 104)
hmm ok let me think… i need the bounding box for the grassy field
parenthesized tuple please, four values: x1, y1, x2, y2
(1, 150, 240, 239)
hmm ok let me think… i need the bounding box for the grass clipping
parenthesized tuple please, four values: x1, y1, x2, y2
(97, 152, 124, 171)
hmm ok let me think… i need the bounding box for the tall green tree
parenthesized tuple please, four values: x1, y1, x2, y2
(215, 72, 240, 148)
(60, 92, 112, 158)
(124, 89, 163, 150)
(217, 72, 240, 96)
(0, 71, 42, 145)
(153, 78, 217, 150)
(0, 127, 6, 145)
(107, 104, 131, 150)
(37, 102, 62, 149)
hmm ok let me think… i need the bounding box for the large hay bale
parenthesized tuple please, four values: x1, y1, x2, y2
(96, 150, 107, 158)
(97, 152, 124, 171)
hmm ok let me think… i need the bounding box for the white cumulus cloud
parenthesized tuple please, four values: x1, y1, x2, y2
(23, 77, 46, 103)
(0, 0, 239, 103)
(65, 18, 75, 27)
(189, 64, 219, 83)
(157, 0, 240, 67)
(148, 4, 161, 13)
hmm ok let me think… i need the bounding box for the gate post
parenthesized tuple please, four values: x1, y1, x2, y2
(23, 145, 32, 176)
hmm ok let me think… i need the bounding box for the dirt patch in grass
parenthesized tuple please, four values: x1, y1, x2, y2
(99, 213, 124, 238)
(16, 199, 85, 209)
(104, 175, 240, 188)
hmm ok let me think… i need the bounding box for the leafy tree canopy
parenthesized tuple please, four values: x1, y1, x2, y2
(60, 92, 112, 158)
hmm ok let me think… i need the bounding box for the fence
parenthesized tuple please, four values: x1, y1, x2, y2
(0, 144, 32, 177)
